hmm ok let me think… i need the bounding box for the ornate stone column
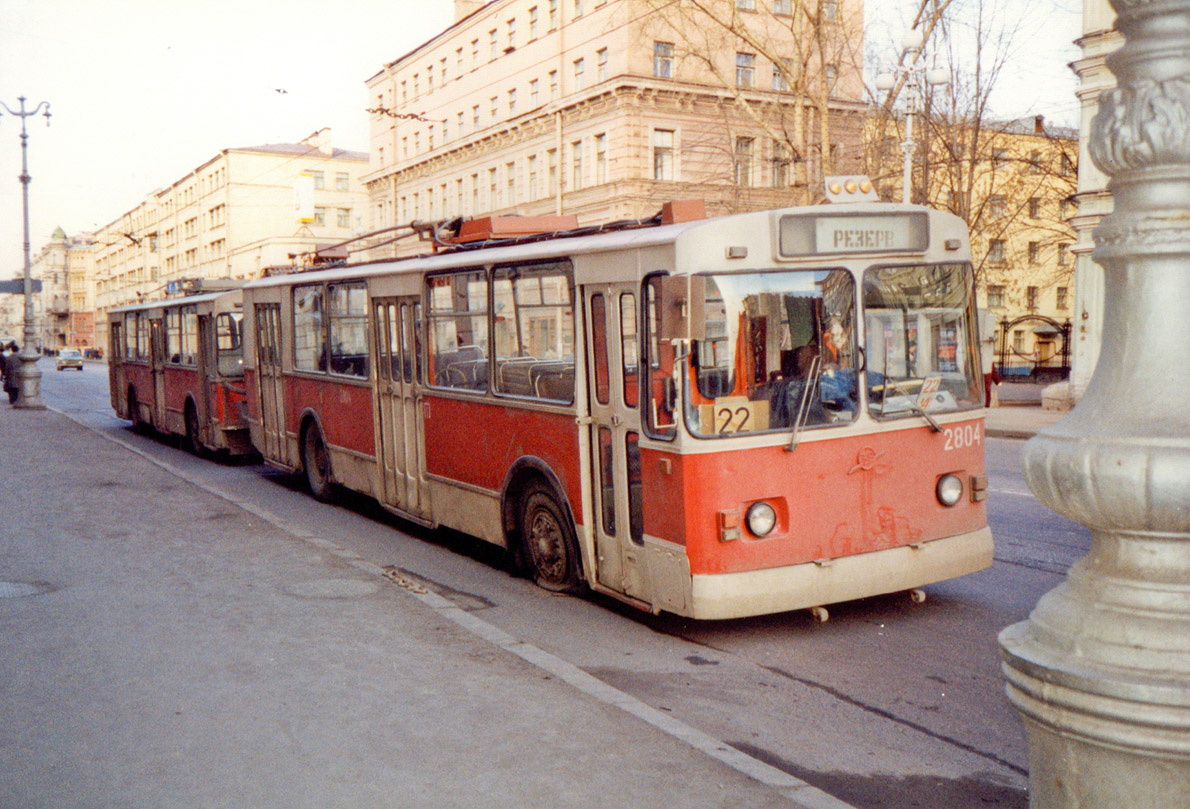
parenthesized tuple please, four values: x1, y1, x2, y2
(998, 1, 1190, 807)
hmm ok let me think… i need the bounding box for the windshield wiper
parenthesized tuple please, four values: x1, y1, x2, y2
(883, 377, 942, 432)
(785, 355, 822, 452)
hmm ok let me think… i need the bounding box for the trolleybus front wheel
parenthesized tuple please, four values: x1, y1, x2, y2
(302, 423, 334, 502)
(519, 483, 582, 593)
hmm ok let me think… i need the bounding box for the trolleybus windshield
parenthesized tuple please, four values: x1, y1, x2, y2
(215, 312, 245, 377)
(684, 269, 857, 437)
(862, 262, 982, 419)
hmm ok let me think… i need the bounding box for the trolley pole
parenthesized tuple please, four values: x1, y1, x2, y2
(1, 95, 51, 409)
(998, 1, 1190, 806)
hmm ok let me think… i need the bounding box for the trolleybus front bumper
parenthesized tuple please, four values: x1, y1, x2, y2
(686, 525, 993, 620)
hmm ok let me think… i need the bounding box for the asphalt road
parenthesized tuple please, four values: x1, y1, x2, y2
(38, 360, 1092, 809)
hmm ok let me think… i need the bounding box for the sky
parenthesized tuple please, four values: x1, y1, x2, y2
(0, 0, 1083, 276)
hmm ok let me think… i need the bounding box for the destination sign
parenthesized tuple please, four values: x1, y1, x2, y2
(778, 213, 928, 257)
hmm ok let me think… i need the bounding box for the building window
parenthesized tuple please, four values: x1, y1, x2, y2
(1027, 286, 1039, 311)
(653, 129, 674, 181)
(471, 174, 479, 213)
(1013, 329, 1024, 353)
(313, 207, 326, 226)
(530, 6, 539, 38)
(1029, 197, 1041, 218)
(771, 141, 790, 187)
(824, 64, 838, 94)
(571, 139, 584, 190)
(549, 0, 558, 29)
(772, 58, 791, 91)
(1058, 243, 1070, 265)
(987, 284, 1005, 308)
(335, 172, 350, 191)
(734, 137, 754, 186)
(311, 171, 325, 190)
(595, 133, 607, 183)
(597, 48, 608, 82)
(471, 39, 479, 69)
(654, 41, 674, 78)
(1027, 150, 1042, 174)
(458, 111, 465, 136)
(548, 148, 558, 195)
(823, 0, 838, 21)
(574, 58, 585, 90)
(530, 78, 540, 107)
(1056, 286, 1069, 309)
(489, 29, 499, 60)
(507, 18, 517, 49)
(736, 0, 755, 9)
(473, 105, 481, 129)
(1060, 153, 1075, 176)
(508, 88, 518, 114)
(989, 195, 1006, 218)
(736, 53, 755, 88)
(337, 208, 351, 228)
(992, 148, 1008, 168)
(574, 0, 584, 16)
(506, 161, 516, 203)
(427, 66, 434, 93)
(988, 239, 1006, 263)
(1028, 241, 1040, 264)
(489, 168, 498, 208)
(549, 70, 559, 99)
(528, 154, 539, 200)
(456, 47, 464, 75)
(490, 96, 498, 119)
(773, 0, 791, 13)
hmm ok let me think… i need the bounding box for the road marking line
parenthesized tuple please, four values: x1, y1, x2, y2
(54, 406, 857, 809)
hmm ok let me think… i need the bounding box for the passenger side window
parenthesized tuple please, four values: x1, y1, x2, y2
(428, 270, 489, 391)
(328, 283, 369, 378)
(293, 284, 325, 372)
(492, 263, 575, 403)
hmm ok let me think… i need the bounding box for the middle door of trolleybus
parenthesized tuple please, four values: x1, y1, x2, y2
(372, 296, 430, 521)
(584, 285, 646, 600)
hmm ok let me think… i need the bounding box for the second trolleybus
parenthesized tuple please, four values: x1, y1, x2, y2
(239, 182, 993, 619)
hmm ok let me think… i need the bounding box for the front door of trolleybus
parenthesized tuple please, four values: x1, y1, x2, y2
(372, 297, 430, 522)
(585, 286, 646, 600)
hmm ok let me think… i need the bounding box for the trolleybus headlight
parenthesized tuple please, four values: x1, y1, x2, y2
(936, 474, 964, 507)
(746, 502, 777, 537)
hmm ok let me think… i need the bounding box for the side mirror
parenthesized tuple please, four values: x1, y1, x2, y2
(660, 275, 706, 341)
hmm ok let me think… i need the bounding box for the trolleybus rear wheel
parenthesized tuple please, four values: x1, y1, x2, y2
(127, 388, 146, 433)
(302, 423, 334, 502)
(183, 400, 202, 455)
(519, 483, 582, 593)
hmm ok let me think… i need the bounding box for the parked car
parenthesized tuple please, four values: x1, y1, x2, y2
(56, 349, 84, 371)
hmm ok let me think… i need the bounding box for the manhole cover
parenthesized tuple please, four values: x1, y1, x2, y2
(0, 581, 50, 599)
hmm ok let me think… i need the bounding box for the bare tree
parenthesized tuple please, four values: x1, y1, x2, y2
(642, 0, 877, 203)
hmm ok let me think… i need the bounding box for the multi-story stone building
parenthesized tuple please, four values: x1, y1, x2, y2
(30, 227, 72, 351)
(89, 128, 368, 349)
(363, 0, 866, 258)
(874, 111, 1079, 376)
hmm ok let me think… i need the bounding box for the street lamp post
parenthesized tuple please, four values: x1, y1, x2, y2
(998, 0, 1190, 805)
(876, 29, 949, 205)
(0, 95, 51, 410)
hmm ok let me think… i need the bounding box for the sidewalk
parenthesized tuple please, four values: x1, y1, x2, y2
(984, 403, 1067, 440)
(0, 408, 840, 809)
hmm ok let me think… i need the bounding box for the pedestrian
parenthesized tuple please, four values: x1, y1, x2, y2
(3, 342, 21, 404)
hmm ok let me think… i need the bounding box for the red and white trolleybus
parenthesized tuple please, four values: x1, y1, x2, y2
(241, 180, 993, 619)
(108, 286, 253, 456)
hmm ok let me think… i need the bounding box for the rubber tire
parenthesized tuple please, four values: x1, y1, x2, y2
(302, 423, 334, 502)
(128, 388, 146, 433)
(519, 483, 583, 593)
(183, 401, 203, 456)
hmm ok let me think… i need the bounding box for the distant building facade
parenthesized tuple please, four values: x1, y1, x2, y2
(362, 0, 867, 258)
(89, 128, 368, 349)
